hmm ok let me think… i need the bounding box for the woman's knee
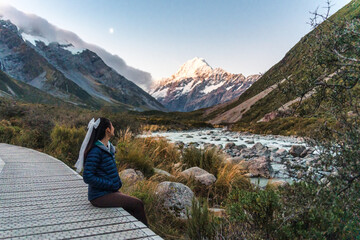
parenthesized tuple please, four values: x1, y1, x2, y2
(135, 198, 145, 210)
(90, 200, 99, 207)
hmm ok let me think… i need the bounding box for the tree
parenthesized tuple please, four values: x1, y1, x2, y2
(270, 1, 360, 238)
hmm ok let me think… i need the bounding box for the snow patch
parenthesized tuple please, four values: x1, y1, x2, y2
(181, 80, 201, 94)
(61, 44, 85, 55)
(152, 87, 168, 99)
(21, 33, 50, 46)
(201, 81, 225, 94)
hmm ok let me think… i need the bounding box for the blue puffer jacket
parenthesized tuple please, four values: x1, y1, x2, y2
(83, 140, 122, 201)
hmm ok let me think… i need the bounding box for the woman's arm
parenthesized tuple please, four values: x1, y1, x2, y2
(83, 148, 118, 190)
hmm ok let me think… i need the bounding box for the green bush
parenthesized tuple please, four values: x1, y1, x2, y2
(115, 138, 155, 177)
(181, 146, 224, 176)
(0, 121, 20, 143)
(225, 187, 281, 239)
(46, 124, 86, 167)
(186, 196, 217, 240)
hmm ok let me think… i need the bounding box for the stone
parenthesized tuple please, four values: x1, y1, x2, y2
(226, 156, 243, 164)
(300, 147, 315, 158)
(268, 147, 279, 153)
(233, 144, 247, 151)
(251, 142, 267, 151)
(155, 181, 196, 219)
(238, 156, 272, 178)
(289, 145, 306, 157)
(119, 169, 144, 184)
(154, 168, 173, 177)
(274, 149, 287, 157)
(225, 142, 235, 149)
(181, 167, 217, 186)
(248, 156, 272, 178)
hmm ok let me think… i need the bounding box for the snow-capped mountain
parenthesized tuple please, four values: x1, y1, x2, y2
(0, 19, 166, 111)
(149, 57, 260, 112)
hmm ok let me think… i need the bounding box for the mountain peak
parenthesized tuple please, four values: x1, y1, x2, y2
(172, 57, 213, 80)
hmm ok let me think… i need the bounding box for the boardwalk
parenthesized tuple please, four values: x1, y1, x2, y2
(0, 143, 163, 240)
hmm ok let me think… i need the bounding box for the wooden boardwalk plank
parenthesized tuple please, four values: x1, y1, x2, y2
(0, 143, 163, 240)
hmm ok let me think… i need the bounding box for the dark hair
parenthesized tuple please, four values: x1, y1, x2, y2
(83, 117, 112, 162)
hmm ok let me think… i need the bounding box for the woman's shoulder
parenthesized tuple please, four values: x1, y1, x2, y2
(87, 145, 102, 156)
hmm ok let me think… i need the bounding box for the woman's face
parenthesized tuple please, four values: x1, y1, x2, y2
(107, 122, 115, 137)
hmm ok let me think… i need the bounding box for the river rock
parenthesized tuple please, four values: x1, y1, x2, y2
(274, 149, 288, 157)
(289, 145, 306, 157)
(155, 181, 195, 219)
(181, 167, 217, 186)
(233, 144, 247, 151)
(251, 142, 267, 151)
(225, 142, 235, 149)
(239, 148, 258, 159)
(300, 147, 315, 158)
(119, 169, 144, 184)
(238, 156, 272, 178)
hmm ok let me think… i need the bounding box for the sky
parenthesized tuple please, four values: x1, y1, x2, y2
(0, 0, 352, 85)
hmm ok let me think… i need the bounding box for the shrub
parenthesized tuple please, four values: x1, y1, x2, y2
(225, 187, 281, 239)
(115, 128, 154, 177)
(185, 196, 217, 240)
(212, 163, 253, 206)
(46, 124, 86, 167)
(181, 146, 225, 176)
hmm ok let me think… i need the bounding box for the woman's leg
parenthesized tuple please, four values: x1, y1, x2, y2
(90, 192, 148, 227)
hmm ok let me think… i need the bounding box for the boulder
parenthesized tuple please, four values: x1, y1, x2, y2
(274, 149, 288, 157)
(289, 145, 306, 157)
(181, 167, 216, 186)
(300, 147, 315, 158)
(251, 142, 267, 151)
(119, 169, 144, 184)
(155, 181, 195, 219)
(248, 156, 272, 178)
(238, 156, 272, 178)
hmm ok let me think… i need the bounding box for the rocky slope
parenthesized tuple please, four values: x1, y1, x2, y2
(0, 19, 166, 111)
(149, 57, 260, 112)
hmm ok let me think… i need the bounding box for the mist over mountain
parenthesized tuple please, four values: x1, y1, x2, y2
(0, 18, 166, 111)
(0, 4, 153, 91)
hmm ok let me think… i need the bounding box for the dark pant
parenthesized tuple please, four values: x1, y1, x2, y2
(90, 192, 148, 227)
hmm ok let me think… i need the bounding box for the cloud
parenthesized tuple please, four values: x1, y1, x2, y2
(0, 4, 153, 90)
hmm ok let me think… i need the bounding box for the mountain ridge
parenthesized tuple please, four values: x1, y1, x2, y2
(0, 19, 166, 112)
(149, 57, 260, 112)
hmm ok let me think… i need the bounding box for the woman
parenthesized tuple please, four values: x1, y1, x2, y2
(74, 117, 148, 227)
